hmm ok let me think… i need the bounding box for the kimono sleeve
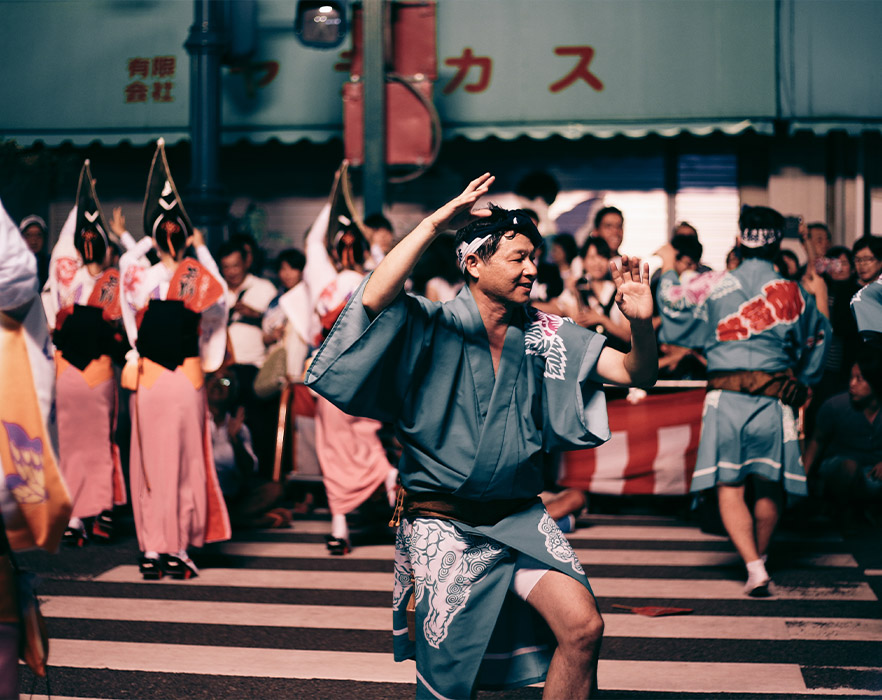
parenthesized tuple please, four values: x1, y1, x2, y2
(118, 235, 155, 350)
(656, 270, 716, 349)
(540, 318, 611, 452)
(0, 199, 38, 311)
(195, 245, 229, 373)
(794, 289, 831, 387)
(304, 275, 435, 423)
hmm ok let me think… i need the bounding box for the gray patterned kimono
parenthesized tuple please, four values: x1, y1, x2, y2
(305, 277, 610, 699)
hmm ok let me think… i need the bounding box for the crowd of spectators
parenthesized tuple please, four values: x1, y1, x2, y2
(17, 193, 882, 540)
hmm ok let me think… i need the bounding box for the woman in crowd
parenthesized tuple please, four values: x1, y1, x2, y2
(853, 236, 882, 288)
(573, 236, 631, 352)
(548, 232, 581, 289)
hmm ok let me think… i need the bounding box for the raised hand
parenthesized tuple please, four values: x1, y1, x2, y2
(110, 207, 126, 238)
(427, 172, 495, 233)
(610, 255, 653, 323)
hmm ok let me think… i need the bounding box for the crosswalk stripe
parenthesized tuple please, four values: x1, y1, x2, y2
(21, 513, 877, 697)
(40, 639, 871, 695)
(91, 566, 877, 600)
(568, 525, 842, 543)
(46, 639, 416, 683)
(217, 541, 858, 568)
(40, 597, 390, 630)
(39, 596, 882, 642)
(596, 660, 857, 695)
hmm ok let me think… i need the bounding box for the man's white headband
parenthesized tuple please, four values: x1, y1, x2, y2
(739, 227, 782, 248)
(454, 210, 542, 274)
(455, 234, 492, 273)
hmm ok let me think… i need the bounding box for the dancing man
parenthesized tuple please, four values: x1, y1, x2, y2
(306, 173, 657, 699)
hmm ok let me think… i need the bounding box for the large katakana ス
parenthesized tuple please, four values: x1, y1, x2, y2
(549, 46, 603, 93)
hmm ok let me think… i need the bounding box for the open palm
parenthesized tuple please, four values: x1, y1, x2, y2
(429, 172, 495, 232)
(611, 256, 653, 322)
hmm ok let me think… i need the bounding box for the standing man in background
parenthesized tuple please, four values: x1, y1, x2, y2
(220, 240, 279, 476)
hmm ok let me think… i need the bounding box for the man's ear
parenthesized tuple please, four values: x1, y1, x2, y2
(464, 254, 481, 281)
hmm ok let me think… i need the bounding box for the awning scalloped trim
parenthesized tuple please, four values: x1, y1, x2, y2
(9, 118, 882, 148)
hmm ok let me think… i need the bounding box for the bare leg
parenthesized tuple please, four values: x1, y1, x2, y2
(716, 483, 760, 564)
(526, 570, 604, 699)
(751, 478, 783, 557)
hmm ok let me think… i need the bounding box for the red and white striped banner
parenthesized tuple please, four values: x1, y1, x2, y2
(560, 388, 705, 496)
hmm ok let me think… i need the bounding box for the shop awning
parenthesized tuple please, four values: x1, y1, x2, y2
(0, 0, 879, 148)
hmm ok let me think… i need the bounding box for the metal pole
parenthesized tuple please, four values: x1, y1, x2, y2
(185, 0, 227, 252)
(363, 0, 386, 215)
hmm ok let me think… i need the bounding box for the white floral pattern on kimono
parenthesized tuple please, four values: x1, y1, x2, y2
(524, 309, 572, 381)
(394, 518, 508, 649)
(538, 512, 584, 575)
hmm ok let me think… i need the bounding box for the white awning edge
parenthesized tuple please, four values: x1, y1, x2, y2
(14, 118, 882, 149)
(443, 120, 775, 141)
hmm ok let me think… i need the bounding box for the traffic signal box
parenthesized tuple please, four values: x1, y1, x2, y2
(343, 2, 437, 167)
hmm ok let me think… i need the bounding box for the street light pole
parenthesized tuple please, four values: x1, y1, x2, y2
(185, 0, 227, 252)
(363, 0, 386, 216)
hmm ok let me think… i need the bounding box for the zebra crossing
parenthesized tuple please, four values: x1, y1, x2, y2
(20, 512, 882, 698)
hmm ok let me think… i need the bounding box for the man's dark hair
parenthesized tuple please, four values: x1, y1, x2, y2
(853, 236, 882, 261)
(218, 239, 245, 262)
(826, 245, 853, 264)
(454, 205, 541, 282)
(229, 231, 258, 254)
(276, 248, 306, 272)
(593, 206, 623, 231)
(855, 342, 882, 398)
(671, 234, 703, 263)
(674, 221, 698, 237)
(229, 231, 264, 271)
(363, 213, 393, 232)
(807, 222, 831, 240)
(580, 235, 611, 260)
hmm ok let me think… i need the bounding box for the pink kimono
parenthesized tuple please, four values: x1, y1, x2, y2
(120, 242, 231, 553)
(45, 245, 128, 522)
(313, 269, 395, 517)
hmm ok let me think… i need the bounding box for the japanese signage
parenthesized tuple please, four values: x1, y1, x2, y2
(125, 56, 178, 104)
(0, 0, 879, 147)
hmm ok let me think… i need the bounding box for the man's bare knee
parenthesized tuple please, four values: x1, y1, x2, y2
(557, 603, 604, 653)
